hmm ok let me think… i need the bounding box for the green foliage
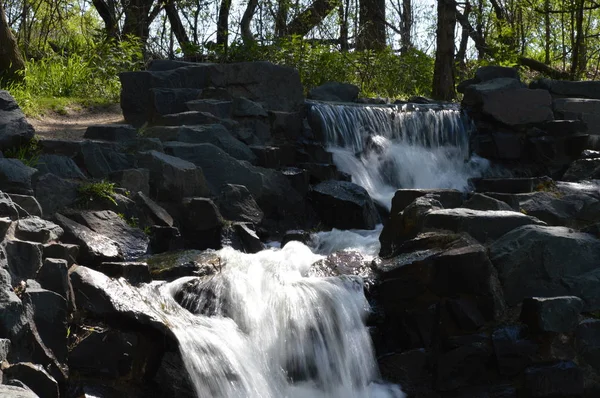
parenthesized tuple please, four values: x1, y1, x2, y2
(77, 180, 118, 207)
(4, 137, 42, 167)
(225, 37, 434, 99)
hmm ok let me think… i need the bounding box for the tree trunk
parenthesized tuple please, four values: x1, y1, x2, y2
(356, 0, 386, 50)
(432, 0, 456, 101)
(544, 0, 550, 64)
(401, 0, 412, 51)
(339, 0, 349, 51)
(164, 0, 193, 57)
(241, 0, 259, 45)
(455, 1, 470, 81)
(286, 0, 338, 37)
(122, 0, 159, 45)
(91, 0, 119, 40)
(217, 0, 232, 51)
(570, 0, 585, 79)
(0, 1, 25, 83)
(275, 0, 289, 37)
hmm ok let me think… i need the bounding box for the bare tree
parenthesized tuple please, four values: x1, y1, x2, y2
(0, 0, 25, 82)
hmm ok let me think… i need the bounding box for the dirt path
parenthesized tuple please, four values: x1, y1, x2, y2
(28, 103, 125, 141)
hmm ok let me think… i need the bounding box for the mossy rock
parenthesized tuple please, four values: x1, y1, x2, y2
(142, 250, 221, 280)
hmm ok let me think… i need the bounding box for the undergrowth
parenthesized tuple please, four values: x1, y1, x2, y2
(4, 137, 42, 167)
(77, 180, 118, 207)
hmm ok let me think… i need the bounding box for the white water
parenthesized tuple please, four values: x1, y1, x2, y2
(155, 242, 404, 398)
(310, 102, 490, 209)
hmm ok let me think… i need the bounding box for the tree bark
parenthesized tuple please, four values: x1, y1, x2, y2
(286, 0, 338, 37)
(356, 0, 387, 50)
(217, 0, 232, 50)
(241, 0, 259, 45)
(91, 0, 119, 40)
(455, 1, 470, 81)
(400, 0, 413, 51)
(164, 0, 193, 57)
(570, 0, 585, 79)
(122, 0, 160, 45)
(0, 1, 25, 83)
(432, 0, 456, 101)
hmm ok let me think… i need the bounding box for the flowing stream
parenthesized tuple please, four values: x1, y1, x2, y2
(309, 101, 490, 209)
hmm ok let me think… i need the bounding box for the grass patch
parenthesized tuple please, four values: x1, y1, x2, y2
(77, 180, 118, 207)
(4, 136, 42, 167)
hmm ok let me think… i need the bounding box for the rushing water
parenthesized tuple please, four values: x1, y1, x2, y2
(309, 101, 490, 209)
(153, 241, 404, 398)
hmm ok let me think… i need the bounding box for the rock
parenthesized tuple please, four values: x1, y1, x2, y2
(422, 208, 545, 243)
(537, 119, 588, 136)
(96, 262, 151, 284)
(281, 230, 312, 247)
(521, 296, 584, 333)
(34, 174, 79, 216)
(492, 326, 538, 376)
(216, 184, 263, 224)
(36, 154, 86, 180)
(518, 191, 600, 228)
(378, 348, 429, 390)
(180, 198, 224, 250)
(464, 79, 553, 126)
(232, 97, 268, 117)
(524, 361, 584, 397)
(137, 150, 210, 201)
(42, 244, 78, 266)
(222, 223, 264, 254)
(55, 213, 123, 266)
(471, 177, 550, 194)
(436, 344, 491, 391)
(153, 351, 195, 398)
(186, 99, 232, 118)
(143, 250, 220, 280)
(269, 110, 303, 141)
(446, 298, 486, 331)
(15, 217, 64, 243)
(0, 91, 35, 150)
(0, 159, 37, 195)
(0, 190, 19, 219)
(281, 167, 310, 196)
(36, 258, 70, 301)
(575, 319, 600, 370)
(3, 362, 59, 398)
(299, 162, 338, 184)
(83, 124, 137, 142)
(68, 327, 138, 379)
(563, 158, 600, 181)
(79, 141, 132, 179)
(389, 189, 464, 214)
(174, 125, 256, 163)
(310, 180, 379, 230)
(132, 192, 173, 228)
(8, 194, 42, 217)
(69, 265, 172, 335)
(148, 226, 184, 254)
(153, 110, 224, 126)
(25, 288, 67, 362)
(475, 66, 520, 82)
(489, 225, 600, 309)
(120, 61, 304, 127)
(581, 149, 600, 159)
(0, 385, 39, 398)
(65, 210, 148, 260)
(308, 82, 360, 102)
(6, 240, 43, 286)
(534, 78, 600, 100)
(109, 169, 150, 197)
(148, 87, 203, 118)
(250, 145, 281, 168)
(463, 193, 514, 211)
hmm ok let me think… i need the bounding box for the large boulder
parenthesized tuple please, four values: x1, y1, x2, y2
(308, 82, 360, 102)
(36, 154, 86, 180)
(15, 217, 64, 243)
(309, 180, 379, 230)
(533, 78, 600, 100)
(517, 191, 600, 228)
(0, 91, 35, 150)
(489, 225, 600, 309)
(216, 184, 263, 224)
(34, 174, 79, 216)
(120, 61, 304, 127)
(0, 159, 37, 195)
(562, 158, 600, 181)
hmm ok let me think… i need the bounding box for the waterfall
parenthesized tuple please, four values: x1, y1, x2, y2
(309, 101, 490, 209)
(154, 242, 405, 398)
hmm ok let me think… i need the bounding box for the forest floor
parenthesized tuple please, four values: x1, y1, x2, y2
(28, 103, 124, 141)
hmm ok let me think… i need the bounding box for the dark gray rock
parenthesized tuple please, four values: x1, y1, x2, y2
(534, 78, 600, 100)
(436, 343, 491, 391)
(0, 216, 11, 239)
(0, 190, 19, 219)
(227, 223, 264, 254)
(96, 262, 151, 284)
(310, 180, 379, 230)
(463, 193, 514, 211)
(133, 191, 173, 227)
(36, 154, 86, 179)
(492, 325, 538, 376)
(475, 66, 520, 82)
(281, 230, 312, 247)
(149, 87, 203, 118)
(109, 168, 150, 197)
(65, 210, 148, 260)
(217, 184, 263, 224)
(176, 125, 256, 163)
(34, 174, 79, 216)
(281, 167, 310, 196)
(389, 189, 463, 214)
(0, 385, 38, 398)
(447, 298, 486, 331)
(68, 327, 138, 379)
(153, 110, 224, 126)
(180, 198, 224, 250)
(0, 159, 37, 195)
(422, 208, 545, 243)
(36, 258, 70, 301)
(148, 226, 184, 254)
(186, 99, 232, 118)
(0, 338, 10, 361)
(3, 362, 59, 398)
(25, 288, 67, 362)
(0, 91, 35, 150)
(250, 145, 281, 168)
(471, 177, 549, 194)
(42, 243, 78, 266)
(8, 194, 42, 217)
(143, 249, 220, 280)
(563, 158, 600, 181)
(308, 82, 360, 102)
(55, 213, 123, 266)
(37, 139, 81, 158)
(137, 150, 210, 201)
(537, 119, 588, 136)
(521, 296, 584, 333)
(581, 149, 600, 159)
(232, 97, 268, 117)
(518, 191, 600, 228)
(524, 361, 583, 397)
(489, 225, 600, 309)
(269, 110, 303, 141)
(79, 141, 132, 179)
(575, 319, 600, 370)
(83, 124, 137, 142)
(6, 240, 43, 286)
(15, 217, 63, 243)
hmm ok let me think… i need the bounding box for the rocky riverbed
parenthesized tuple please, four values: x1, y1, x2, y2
(0, 63, 599, 397)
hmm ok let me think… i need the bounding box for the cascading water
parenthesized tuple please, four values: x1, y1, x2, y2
(152, 242, 405, 398)
(309, 101, 490, 209)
